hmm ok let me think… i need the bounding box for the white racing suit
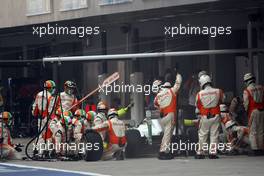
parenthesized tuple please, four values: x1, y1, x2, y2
(243, 83, 264, 151)
(49, 117, 72, 155)
(93, 117, 127, 160)
(71, 118, 83, 155)
(32, 90, 55, 153)
(227, 125, 249, 152)
(0, 122, 21, 160)
(196, 86, 224, 155)
(57, 92, 78, 113)
(154, 74, 182, 154)
(220, 112, 233, 143)
(94, 112, 107, 142)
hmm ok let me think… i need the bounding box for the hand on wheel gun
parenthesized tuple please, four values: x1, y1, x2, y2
(117, 101, 134, 118)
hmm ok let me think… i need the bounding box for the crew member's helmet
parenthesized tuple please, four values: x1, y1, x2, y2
(97, 101, 108, 112)
(74, 109, 86, 119)
(161, 82, 171, 88)
(61, 115, 72, 128)
(220, 104, 228, 112)
(55, 108, 72, 118)
(44, 80, 56, 94)
(198, 70, 208, 79)
(86, 111, 96, 122)
(63, 111, 73, 118)
(243, 73, 255, 86)
(64, 80, 76, 95)
(225, 120, 236, 130)
(1, 111, 12, 126)
(199, 75, 212, 89)
(107, 108, 118, 119)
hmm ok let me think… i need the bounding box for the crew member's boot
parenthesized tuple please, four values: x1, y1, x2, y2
(158, 152, 174, 160)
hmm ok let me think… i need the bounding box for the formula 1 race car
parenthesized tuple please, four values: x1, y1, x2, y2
(81, 109, 199, 161)
(125, 109, 199, 158)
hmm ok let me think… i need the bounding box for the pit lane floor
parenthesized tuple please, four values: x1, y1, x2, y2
(2, 138, 264, 176)
(1, 155, 264, 176)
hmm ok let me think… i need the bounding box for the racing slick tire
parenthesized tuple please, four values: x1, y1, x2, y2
(83, 130, 103, 161)
(125, 129, 142, 158)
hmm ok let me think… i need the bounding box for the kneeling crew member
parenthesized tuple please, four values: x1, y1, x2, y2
(93, 108, 127, 160)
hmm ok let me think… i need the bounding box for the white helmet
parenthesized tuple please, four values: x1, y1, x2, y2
(199, 75, 211, 89)
(107, 108, 118, 119)
(161, 82, 171, 88)
(220, 104, 228, 112)
(198, 70, 208, 79)
(225, 120, 236, 129)
(64, 80, 76, 95)
(243, 73, 255, 83)
(97, 101, 108, 111)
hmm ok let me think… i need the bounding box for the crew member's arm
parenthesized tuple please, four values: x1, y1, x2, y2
(195, 93, 200, 115)
(153, 96, 160, 109)
(219, 89, 225, 103)
(71, 97, 79, 113)
(171, 73, 182, 94)
(48, 96, 57, 115)
(117, 108, 128, 117)
(117, 102, 134, 117)
(32, 94, 39, 116)
(49, 119, 58, 134)
(243, 90, 249, 112)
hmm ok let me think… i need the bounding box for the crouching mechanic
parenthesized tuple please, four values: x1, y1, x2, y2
(243, 73, 264, 156)
(0, 112, 22, 160)
(92, 108, 127, 160)
(154, 73, 182, 160)
(224, 120, 249, 154)
(84, 111, 97, 130)
(94, 101, 108, 148)
(49, 109, 72, 157)
(71, 109, 86, 158)
(195, 74, 224, 159)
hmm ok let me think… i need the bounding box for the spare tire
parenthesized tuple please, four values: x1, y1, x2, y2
(125, 129, 142, 158)
(83, 130, 104, 161)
